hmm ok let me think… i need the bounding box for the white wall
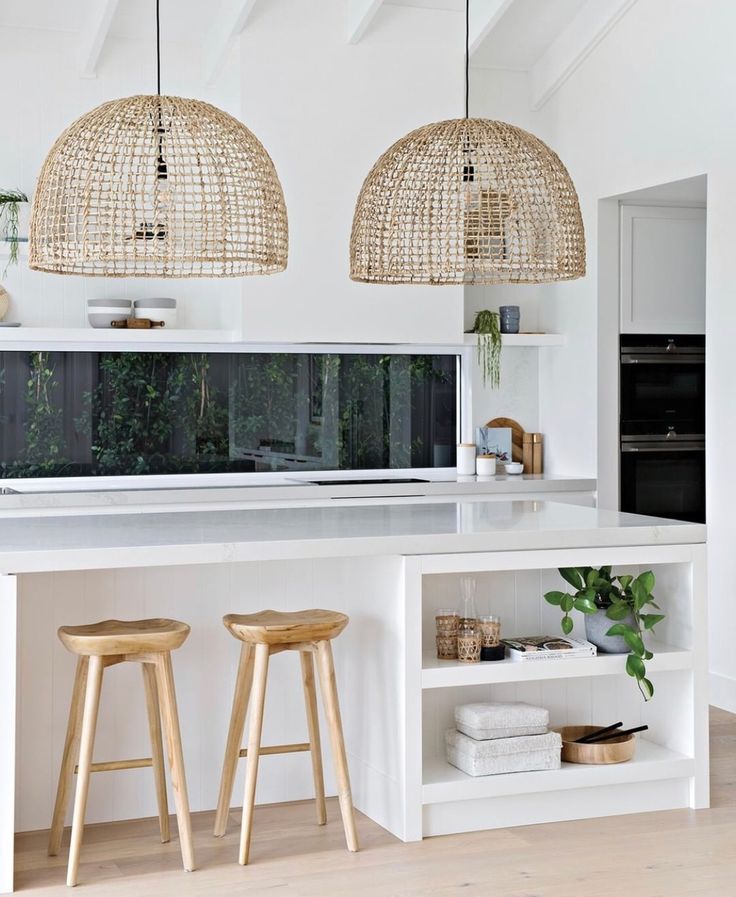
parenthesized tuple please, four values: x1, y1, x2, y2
(0, 26, 243, 330)
(237, 0, 464, 343)
(480, 0, 736, 707)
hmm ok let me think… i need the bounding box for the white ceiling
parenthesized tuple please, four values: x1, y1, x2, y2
(0, 0, 595, 74)
(388, 0, 464, 10)
(472, 0, 588, 69)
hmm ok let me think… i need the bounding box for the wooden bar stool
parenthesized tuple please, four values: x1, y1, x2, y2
(49, 618, 195, 887)
(214, 609, 359, 864)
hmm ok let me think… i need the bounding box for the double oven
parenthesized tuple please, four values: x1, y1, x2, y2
(620, 335, 705, 523)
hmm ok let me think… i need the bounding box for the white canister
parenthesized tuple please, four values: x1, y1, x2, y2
(476, 454, 497, 476)
(457, 443, 477, 477)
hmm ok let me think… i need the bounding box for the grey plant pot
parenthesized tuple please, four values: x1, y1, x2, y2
(584, 607, 634, 654)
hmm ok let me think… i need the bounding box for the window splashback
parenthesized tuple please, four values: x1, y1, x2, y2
(0, 351, 458, 478)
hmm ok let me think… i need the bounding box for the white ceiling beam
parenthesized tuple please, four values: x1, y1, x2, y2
(78, 0, 121, 79)
(347, 0, 386, 45)
(468, 0, 516, 57)
(204, 0, 259, 84)
(530, 0, 638, 110)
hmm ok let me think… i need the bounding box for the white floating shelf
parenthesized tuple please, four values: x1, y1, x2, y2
(422, 740, 694, 804)
(464, 333, 566, 347)
(421, 641, 692, 689)
(0, 328, 240, 347)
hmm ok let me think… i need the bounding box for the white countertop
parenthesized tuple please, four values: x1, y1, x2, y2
(0, 474, 596, 516)
(0, 500, 704, 574)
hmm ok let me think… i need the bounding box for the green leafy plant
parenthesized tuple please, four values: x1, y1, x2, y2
(544, 566, 665, 701)
(0, 189, 28, 272)
(470, 309, 502, 388)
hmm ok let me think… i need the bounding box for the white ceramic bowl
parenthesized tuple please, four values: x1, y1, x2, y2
(88, 310, 130, 328)
(134, 307, 177, 327)
(504, 461, 524, 475)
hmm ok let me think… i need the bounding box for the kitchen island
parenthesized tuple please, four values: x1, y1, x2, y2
(0, 499, 707, 893)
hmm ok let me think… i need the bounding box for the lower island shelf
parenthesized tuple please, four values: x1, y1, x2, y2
(422, 739, 695, 804)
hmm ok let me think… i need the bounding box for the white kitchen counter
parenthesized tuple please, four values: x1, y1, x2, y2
(0, 500, 702, 574)
(0, 498, 707, 892)
(0, 473, 596, 516)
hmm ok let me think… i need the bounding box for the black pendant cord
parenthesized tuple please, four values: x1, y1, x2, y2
(465, 0, 469, 118)
(155, 0, 167, 187)
(156, 0, 161, 95)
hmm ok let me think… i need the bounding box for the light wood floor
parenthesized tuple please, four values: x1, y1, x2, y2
(15, 707, 736, 895)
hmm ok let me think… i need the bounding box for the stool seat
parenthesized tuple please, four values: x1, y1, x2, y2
(223, 609, 348, 646)
(58, 618, 190, 656)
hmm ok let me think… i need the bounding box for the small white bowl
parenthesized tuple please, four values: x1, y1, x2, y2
(134, 307, 177, 327)
(504, 462, 524, 475)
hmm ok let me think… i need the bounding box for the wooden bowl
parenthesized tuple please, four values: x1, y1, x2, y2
(557, 725, 637, 765)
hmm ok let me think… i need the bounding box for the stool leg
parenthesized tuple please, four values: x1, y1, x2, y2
(142, 662, 170, 844)
(238, 643, 269, 866)
(154, 652, 195, 873)
(214, 643, 254, 837)
(300, 650, 327, 825)
(48, 656, 89, 857)
(315, 640, 359, 853)
(66, 655, 104, 887)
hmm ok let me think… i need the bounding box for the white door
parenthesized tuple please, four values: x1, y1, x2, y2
(620, 204, 706, 334)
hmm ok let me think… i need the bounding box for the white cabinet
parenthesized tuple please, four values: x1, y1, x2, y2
(620, 204, 706, 334)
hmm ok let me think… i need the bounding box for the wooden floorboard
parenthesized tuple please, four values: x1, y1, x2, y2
(14, 707, 736, 895)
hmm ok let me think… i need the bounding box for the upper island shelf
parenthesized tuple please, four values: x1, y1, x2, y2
(463, 333, 566, 347)
(0, 328, 566, 351)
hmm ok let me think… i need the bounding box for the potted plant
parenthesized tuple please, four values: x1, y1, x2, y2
(469, 309, 502, 388)
(0, 189, 28, 272)
(543, 566, 665, 701)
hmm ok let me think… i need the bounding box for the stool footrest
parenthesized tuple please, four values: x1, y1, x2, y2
(74, 758, 153, 774)
(239, 742, 310, 758)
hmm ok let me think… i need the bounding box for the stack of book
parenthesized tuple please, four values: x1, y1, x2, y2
(501, 635, 597, 662)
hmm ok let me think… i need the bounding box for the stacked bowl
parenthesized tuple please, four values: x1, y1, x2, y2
(87, 299, 131, 328)
(134, 298, 177, 327)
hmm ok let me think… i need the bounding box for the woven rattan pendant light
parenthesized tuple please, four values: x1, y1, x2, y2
(29, 0, 287, 278)
(350, 0, 585, 285)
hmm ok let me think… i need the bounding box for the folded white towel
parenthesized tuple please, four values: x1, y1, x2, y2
(445, 729, 562, 777)
(455, 701, 549, 740)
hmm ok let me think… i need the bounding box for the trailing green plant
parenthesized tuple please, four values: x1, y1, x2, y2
(543, 566, 665, 701)
(0, 189, 28, 272)
(470, 309, 501, 388)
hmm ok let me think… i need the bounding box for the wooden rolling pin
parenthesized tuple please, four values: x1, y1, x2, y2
(110, 318, 166, 329)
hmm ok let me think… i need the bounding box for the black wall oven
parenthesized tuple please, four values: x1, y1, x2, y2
(620, 335, 705, 523)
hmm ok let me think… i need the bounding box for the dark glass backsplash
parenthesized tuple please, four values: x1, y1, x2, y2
(0, 351, 458, 478)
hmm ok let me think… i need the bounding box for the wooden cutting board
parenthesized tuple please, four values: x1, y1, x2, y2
(0, 287, 8, 321)
(485, 416, 525, 464)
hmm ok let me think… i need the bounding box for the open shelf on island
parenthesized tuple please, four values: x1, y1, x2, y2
(463, 333, 566, 347)
(421, 641, 692, 688)
(422, 739, 694, 804)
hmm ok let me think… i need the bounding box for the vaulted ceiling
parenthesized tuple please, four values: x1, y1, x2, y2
(1, 0, 636, 107)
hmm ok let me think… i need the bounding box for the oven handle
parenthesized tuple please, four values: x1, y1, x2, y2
(621, 443, 705, 453)
(621, 355, 705, 365)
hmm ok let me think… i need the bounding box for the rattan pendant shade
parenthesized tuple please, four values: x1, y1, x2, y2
(29, 95, 287, 278)
(350, 117, 585, 285)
